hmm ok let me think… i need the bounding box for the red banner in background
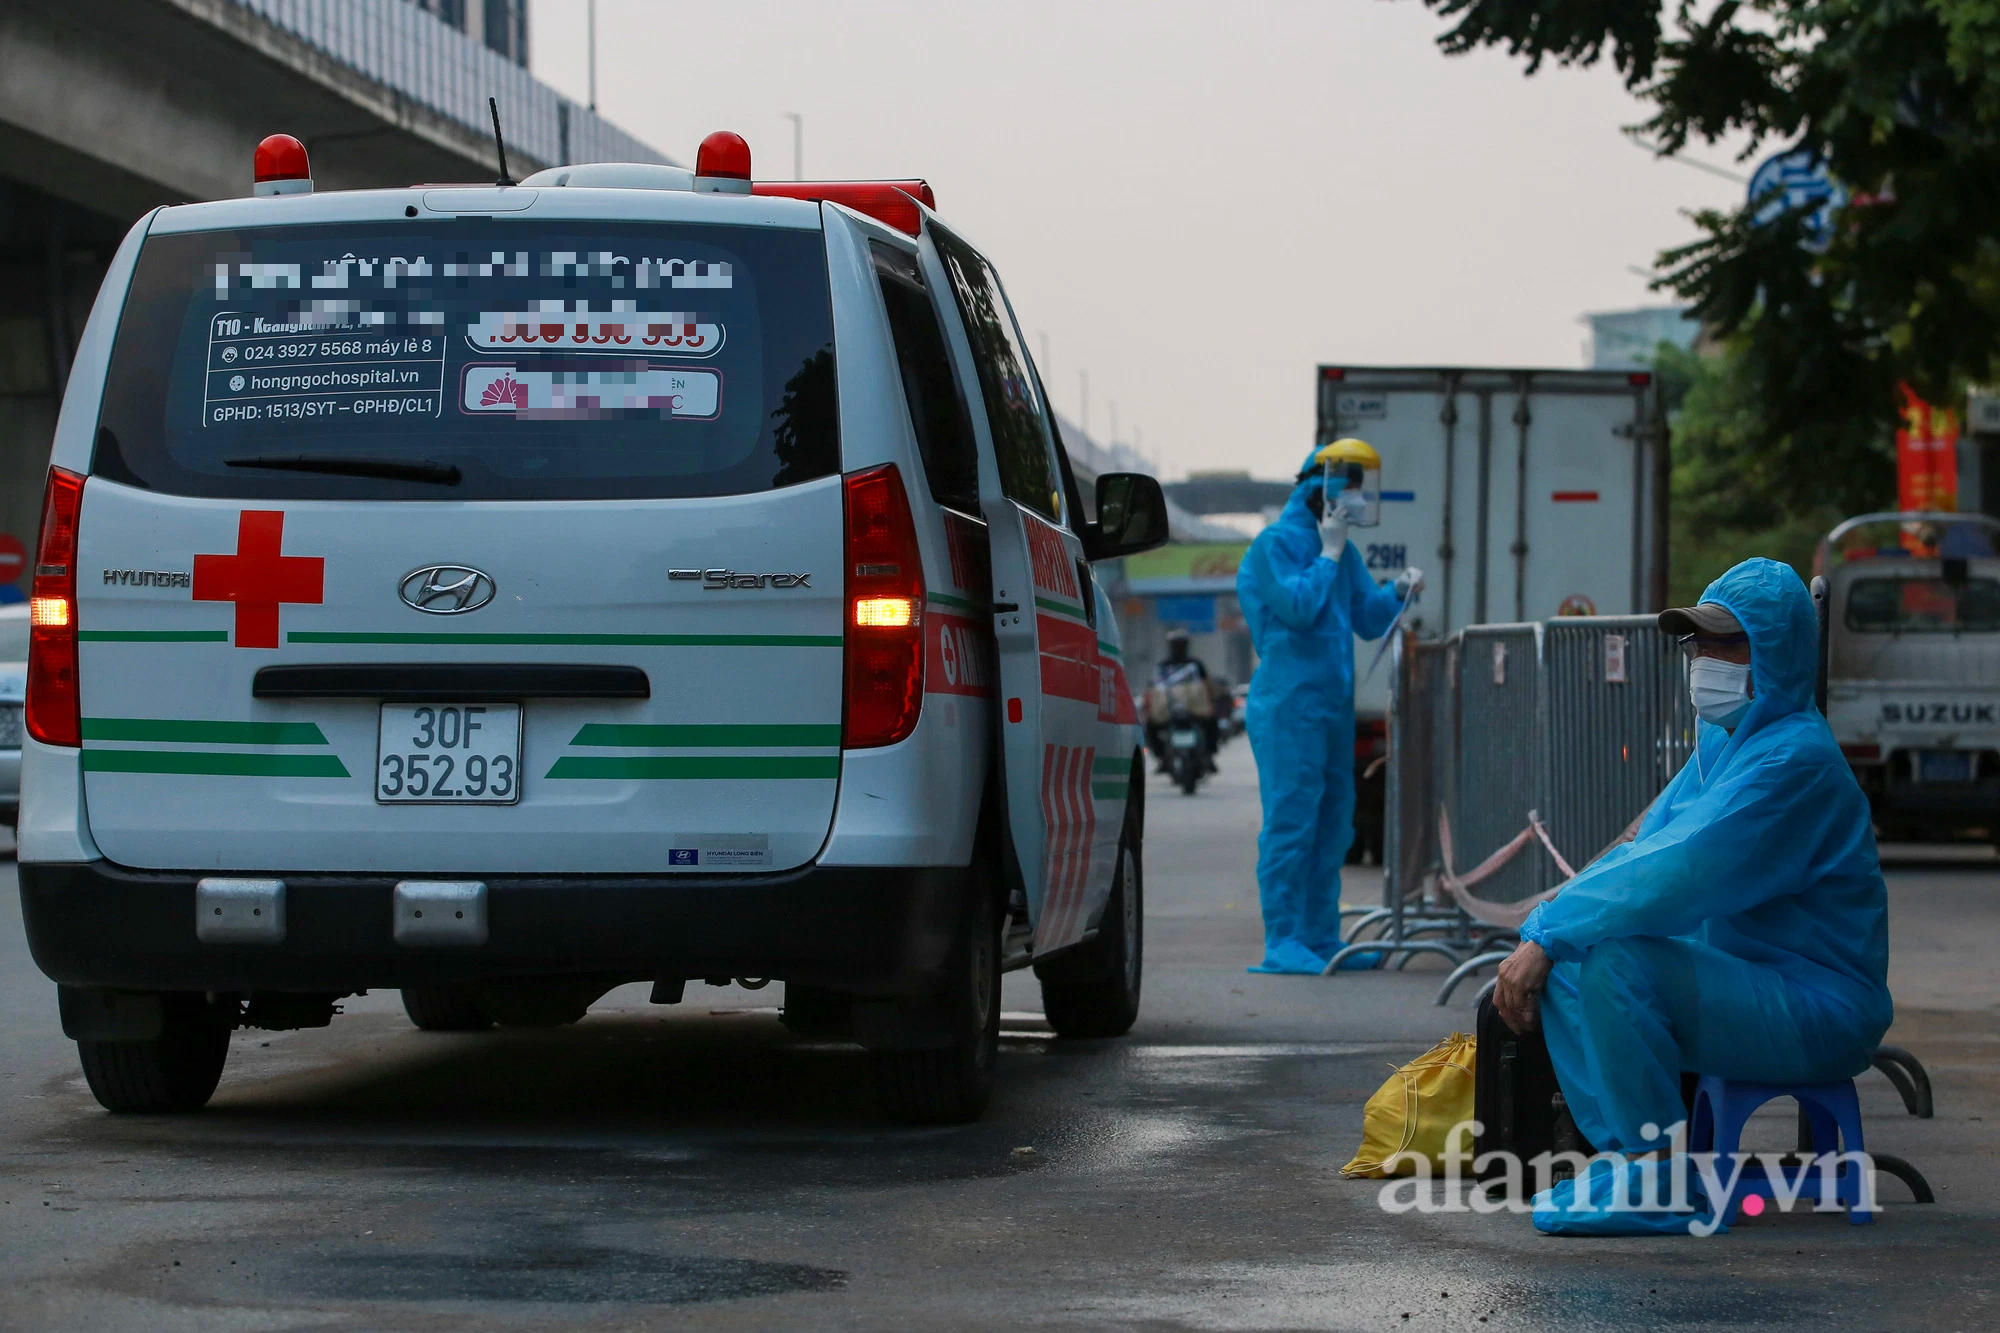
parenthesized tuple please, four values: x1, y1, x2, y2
(1897, 385, 1958, 513)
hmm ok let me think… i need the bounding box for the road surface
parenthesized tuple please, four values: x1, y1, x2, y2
(2, 751, 1996, 1329)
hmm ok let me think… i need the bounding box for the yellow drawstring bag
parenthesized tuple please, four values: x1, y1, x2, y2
(1340, 1032, 1478, 1178)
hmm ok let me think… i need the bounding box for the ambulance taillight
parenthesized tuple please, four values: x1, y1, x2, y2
(843, 464, 927, 748)
(26, 467, 84, 747)
(253, 134, 313, 197)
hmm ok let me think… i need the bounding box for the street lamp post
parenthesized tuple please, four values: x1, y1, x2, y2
(783, 113, 803, 180)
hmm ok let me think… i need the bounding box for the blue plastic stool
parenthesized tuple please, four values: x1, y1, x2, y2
(1688, 1075, 1872, 1225)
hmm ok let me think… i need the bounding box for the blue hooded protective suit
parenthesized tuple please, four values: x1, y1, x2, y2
(1235, 455, 1403, 974)
(1520, 559, 1892, 1217)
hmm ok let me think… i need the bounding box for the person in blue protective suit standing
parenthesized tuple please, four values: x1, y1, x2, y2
(1235, 440, 1422, 974)
(1490, 557, 1893, 1235)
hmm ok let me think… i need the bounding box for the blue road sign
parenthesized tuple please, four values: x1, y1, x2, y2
(1747, 148, 1847, 253)
(1155, 594, 1217, 633)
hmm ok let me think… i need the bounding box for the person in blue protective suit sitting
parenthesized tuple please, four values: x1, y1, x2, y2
(1235, 440, 1422, 975)
(1490, 557, 1893, 1235)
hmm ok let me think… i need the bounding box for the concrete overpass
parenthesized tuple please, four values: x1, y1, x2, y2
(0, 0, 667, 589)
(1162, 470, 1294, 518)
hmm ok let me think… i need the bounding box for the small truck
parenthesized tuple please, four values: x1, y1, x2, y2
(1820, 511, 2000, 846)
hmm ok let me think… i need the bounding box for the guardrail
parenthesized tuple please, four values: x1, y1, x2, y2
(228, 0, 669, 169)
(1330, 615, 1696, 994)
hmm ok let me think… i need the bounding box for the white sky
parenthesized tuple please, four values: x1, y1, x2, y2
(529, 0, 1748, 482)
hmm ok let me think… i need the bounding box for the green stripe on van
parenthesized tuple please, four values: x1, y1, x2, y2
(544, 755, 840, 781)
(83, 749, 351, 778)
(1092, 781, 1130, 799)
(83, 718, 330, 745)
(1092, 755, 1130, 774)
(926, 590, 988, 613)
(571, 723, 841, 748)
(77, 630, 230, 643)
(288, 631, 841, 647)
(1033, 596, 1090, 623)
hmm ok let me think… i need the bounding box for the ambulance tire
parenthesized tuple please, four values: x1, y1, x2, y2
(1038, 777, 1144, 1040)
(871, 882, 1002, 1125)
(76, 994, 232, 1113)
(400, 985, 494, 1032)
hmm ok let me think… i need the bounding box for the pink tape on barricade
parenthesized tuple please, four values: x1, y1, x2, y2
(1529, 813, 1577, 880)
(1435, 810, 1562, 930)
(1433, 805, 1650, 931)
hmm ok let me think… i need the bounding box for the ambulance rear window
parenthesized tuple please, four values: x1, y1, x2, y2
(94, 219, 837, 501)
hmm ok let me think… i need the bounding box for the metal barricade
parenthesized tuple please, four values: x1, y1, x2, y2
(1384, 633, 1453, 908)
(1345, 615, 1697, 993)
(1343, 633, 1463, 967)
(1542, 617, 1695, 867)
(1452, 624, 1548, 905)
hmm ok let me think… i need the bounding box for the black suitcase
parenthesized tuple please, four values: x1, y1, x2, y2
(1473, 991, 1561, 1180)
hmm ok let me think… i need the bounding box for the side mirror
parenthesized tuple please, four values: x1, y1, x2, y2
(1084, 472, 1170, 561)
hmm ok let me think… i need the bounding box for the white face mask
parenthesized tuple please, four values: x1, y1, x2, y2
(1688, 657, 1753, 730)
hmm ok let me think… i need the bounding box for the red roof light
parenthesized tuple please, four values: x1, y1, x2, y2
(252, 134, 312, 196)
(694, 131, 753, 193)
(1628, 372, 1653, 386)
(753, 180, 936, 235)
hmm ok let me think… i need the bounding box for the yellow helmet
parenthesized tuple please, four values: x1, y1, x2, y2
(1314, 437, 1380, 470)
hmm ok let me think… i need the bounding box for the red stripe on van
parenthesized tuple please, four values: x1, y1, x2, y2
(1066, 746, 1096, 942)
(1037, 744, 1066, 950)
(1038, 613, 1102, 704)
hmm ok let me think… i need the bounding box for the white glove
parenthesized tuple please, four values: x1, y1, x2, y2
(1317, 508, 1348, 559)
(1394, 567, 1425, 599)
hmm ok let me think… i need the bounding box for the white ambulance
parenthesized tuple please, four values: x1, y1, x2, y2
(18, 132, 1168, 1122)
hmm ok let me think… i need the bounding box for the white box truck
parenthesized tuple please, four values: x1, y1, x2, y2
(1316, 365, 1664, 859)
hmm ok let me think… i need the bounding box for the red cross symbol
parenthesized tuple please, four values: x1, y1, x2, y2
(192, 511, 325, 649)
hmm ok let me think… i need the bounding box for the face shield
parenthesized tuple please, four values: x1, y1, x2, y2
(1321, 458, 1380, 528)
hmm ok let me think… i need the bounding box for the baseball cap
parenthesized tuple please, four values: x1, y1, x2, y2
(1657, 602, 1743, 637)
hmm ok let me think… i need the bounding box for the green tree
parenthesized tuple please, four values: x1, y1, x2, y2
(1654, 340, 1847, 602)
(1423, 0, 2000, 501)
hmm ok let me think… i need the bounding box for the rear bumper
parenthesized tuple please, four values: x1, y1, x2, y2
(0, 745, 18, 820)
(1855, 759, 2000, 827)
(1878, 779, 2000, 815)
(19, 860, 973, 997)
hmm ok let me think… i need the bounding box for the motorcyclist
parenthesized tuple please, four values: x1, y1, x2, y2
(1147, 629, 1219, 774)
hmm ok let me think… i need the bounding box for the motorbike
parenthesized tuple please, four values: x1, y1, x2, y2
(1146, 663, 1214, 796)
(1163, 699, 1209, 795)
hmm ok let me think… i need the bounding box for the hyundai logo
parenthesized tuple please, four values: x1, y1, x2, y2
(399, 565, 496, 615)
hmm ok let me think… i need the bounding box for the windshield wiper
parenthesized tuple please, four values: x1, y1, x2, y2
(225, 455, 462, 485)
